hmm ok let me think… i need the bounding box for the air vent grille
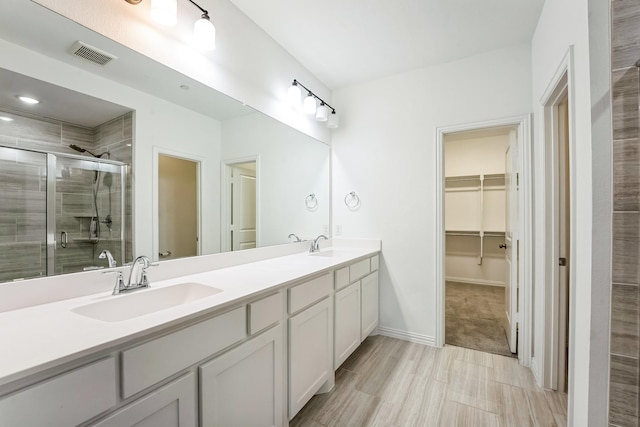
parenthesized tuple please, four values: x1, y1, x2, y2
(70, 41, 117, 66)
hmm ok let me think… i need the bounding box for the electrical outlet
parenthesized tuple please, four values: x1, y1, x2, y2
(336, 224, 343, 236)
(323, 224, 329, 234)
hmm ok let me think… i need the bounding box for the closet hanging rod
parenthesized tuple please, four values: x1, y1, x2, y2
(445, 231, 481, 237)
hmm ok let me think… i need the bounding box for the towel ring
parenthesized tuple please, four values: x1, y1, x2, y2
(344, 191, 360, 209)
(305, 193, 318, 210)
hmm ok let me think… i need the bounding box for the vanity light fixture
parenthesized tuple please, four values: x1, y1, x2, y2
(289, 79, 339, 129)
(18, 96, 39, 104)
(125, 0, 216, 50)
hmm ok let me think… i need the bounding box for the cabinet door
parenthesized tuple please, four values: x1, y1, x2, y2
(334, 281, 361, 369)
(200, 325, 283, 427)
(93, 373, 196, 427)
(288, 297, 332, 419)
(361, 271, 379, 340)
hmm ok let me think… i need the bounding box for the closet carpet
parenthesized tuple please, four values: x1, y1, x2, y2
(445, 281, 514, 358)
(290, 335, 567, 426)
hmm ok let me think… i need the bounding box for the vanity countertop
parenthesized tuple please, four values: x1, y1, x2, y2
(0, 244, 380, 388)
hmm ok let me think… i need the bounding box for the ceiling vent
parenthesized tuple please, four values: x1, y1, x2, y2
(69, 41, 117, 66)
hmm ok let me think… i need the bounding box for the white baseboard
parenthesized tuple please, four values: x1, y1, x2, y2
(376, 326, 436, 347)
(530, 357, 543, 387)
(445, 276, 505, 287)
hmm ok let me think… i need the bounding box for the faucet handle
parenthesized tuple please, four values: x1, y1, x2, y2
(102, 270, 125, 295)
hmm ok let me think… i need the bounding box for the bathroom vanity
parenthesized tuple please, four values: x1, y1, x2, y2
(0, 240, 380, 426)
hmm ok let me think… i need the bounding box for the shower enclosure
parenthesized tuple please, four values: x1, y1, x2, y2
(0, 146, 126, 282)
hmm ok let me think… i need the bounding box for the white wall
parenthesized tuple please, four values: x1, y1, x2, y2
(0, 38, 223, 259)
(32, 0, 332, 145)
(531, 0, 611, 423)
(332, 44, 532, 344)
(221, 112, 330, 246)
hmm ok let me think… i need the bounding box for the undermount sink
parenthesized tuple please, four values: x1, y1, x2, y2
(71, 282, 223, 322)
(310, 250, 356, 258)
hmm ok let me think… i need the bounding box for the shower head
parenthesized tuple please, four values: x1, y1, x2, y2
(68, 144, 110, 159)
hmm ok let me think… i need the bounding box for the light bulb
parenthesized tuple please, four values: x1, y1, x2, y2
(150, 0, 177, 26)
(194, 15, 216, 50)
(303, 94, 316, 115)
(328, 111, 339, 129)
(288, 83, 302, 110)
(316, 103, 329, 122)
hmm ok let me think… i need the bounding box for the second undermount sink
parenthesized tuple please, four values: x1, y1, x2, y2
(71, 282, 223, 322)
(310, 249, 357, 258)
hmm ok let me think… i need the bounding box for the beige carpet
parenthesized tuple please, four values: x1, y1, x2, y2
(445, 281, 516, 357)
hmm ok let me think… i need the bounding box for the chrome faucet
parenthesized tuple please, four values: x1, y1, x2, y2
(288, 233, 302, 242)
(309, 235, 328, 253)
(112, 255, 156, 295)
(99, 250, 117, 268)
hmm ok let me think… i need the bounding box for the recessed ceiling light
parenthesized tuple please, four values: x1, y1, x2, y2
(0, 116, 13, 122)
(18, 96, 39, 104)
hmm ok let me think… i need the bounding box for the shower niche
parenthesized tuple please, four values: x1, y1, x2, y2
(0, 146, 126, 282)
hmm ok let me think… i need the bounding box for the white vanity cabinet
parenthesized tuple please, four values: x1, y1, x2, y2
(92, 373, 196, 427)
(200, 324, 283, 427)
(287, 273, 333, 420)
(334, 281, 361, 368)
(200, 292, 284, 427)
(333, 254, 380, 369)
(0, 358, 117, 427)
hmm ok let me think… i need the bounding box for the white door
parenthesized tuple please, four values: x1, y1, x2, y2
(503, 130, 519, 354)
(231, 165, 256, 251)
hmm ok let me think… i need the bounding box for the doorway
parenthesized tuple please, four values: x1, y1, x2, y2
(443, 127, 517, 357)
(157, 154, 199, 260)
(435, 115, 532, 366)
(221, 159, 258, 252)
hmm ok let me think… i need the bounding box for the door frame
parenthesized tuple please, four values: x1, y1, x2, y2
(152, 147, 203, 262)
(220, 156, 260, 252)
(538, 47, 576, 392)
(435, 114, 533, 367)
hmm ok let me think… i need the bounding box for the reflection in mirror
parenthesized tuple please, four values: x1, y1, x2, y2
(0, 1, 329, 280)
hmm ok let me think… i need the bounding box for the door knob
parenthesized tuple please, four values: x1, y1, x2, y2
(499, 243, 507, 249)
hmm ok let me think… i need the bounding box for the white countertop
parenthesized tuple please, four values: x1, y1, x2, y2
(0, 244, 379, 388)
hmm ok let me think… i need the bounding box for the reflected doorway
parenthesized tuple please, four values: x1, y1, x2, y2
(158, 154, 199, 260)
(222, 159, 257, 252)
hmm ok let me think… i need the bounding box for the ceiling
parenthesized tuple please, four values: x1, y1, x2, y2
(228, 0, 546, 89)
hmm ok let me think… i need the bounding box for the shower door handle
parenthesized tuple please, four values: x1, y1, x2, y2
(60, 231, 68, 248)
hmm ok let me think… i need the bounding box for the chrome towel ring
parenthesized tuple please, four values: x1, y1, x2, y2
(344, 191, 360, 209)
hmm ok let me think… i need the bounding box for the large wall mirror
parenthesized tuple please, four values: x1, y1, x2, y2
(0, 1, 329, 282)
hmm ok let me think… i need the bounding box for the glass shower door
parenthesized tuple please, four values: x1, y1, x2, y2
(55, 156, 125, 274)
(0, 147, 48, 282)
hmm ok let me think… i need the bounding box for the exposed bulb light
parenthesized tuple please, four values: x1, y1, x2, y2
(18, 96, 39, 104)
(288, 81, 302, 110)
(316, 103, 329, 122)
(150, 0, 177, 26)
(328, 110, 339, 129)
(303, 93, 316, 115)
(193, 13, 216, 50)
(0, 116, 14, 122)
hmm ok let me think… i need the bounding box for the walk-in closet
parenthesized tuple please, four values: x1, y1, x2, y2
(444, 126, 516, 357)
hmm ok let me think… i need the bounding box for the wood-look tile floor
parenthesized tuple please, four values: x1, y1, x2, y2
(290, 335, 567, 427)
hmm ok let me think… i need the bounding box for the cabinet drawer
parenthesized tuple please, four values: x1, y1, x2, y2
(288, 273, 332, 314)
(371, 254, 379, 271)
(122, 306, 246, 398)
(349, 258, 371, 282)
(248, 292, 282, 335)
(335, 266, 350, 290)
(0, 357, 117, 427)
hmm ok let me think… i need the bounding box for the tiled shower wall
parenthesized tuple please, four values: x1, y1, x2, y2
(0, 108, 132, 281)
(611, 1, 640, 425)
